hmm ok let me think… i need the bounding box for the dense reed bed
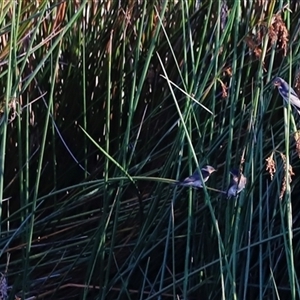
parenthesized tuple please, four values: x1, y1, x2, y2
(0, 1, 300, 299)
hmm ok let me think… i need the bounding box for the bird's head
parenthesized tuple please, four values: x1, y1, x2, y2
(202, 165, 216, 174)
(272, 76, 300, 101)
(273, 77, 284, 88)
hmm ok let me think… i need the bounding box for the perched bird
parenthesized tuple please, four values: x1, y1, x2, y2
(273, 77, 300, 114)
(227, 169, 247, 198)
(176, 165, 216, 188)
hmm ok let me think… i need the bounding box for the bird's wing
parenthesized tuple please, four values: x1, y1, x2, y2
(279, 85, 300, 108)
(289, 86, 299, 98)
(182, 172, 199, 183)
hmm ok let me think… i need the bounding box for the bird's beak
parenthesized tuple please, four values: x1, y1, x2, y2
(273, 81, 280, 87)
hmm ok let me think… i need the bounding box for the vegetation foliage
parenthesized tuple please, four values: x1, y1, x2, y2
(0, 0, 300, 299)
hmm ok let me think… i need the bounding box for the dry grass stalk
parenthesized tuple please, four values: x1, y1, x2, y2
(217, 79, 228, 98)
(294, 130, 300, 158)
(294, 68, 300, 97)
(244, 8, 289, 64)
(269, 14, 289, 56)
(279, 153, 295, 200)
(266, 152, 276, 180)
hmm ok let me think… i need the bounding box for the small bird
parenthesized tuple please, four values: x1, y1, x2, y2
(227, 169, 247, 198)
(273, 77, 300, 114)
(176, 165, 216, 188)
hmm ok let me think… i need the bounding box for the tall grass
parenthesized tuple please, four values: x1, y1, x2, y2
(0, 1, 300, 299)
